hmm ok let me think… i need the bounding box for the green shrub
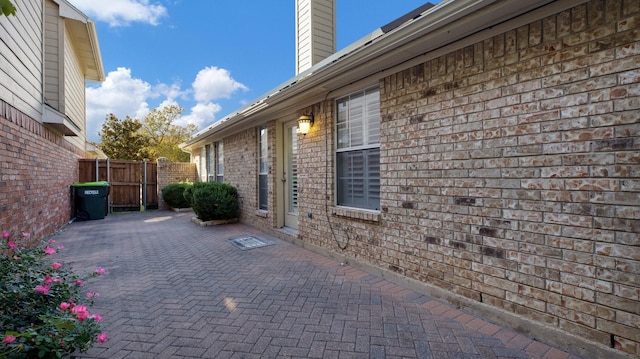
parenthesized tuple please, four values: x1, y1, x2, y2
(161, 182, 192, 209)
(183, 185, 194, 207)
(191, 182, 239, 221)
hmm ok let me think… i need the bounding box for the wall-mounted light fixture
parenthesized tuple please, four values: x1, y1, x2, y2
(298, 114, 314, 135)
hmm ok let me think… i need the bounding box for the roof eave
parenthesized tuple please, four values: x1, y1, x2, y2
(181, 0, 576, 151)
(54, 0, 105, 82)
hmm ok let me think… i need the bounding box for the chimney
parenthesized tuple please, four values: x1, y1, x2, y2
(295, 0, 336, 75)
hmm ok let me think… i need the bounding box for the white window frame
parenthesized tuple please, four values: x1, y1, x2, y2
(215, 142, 224, 183)
(207, 144, 215, 182)
(199, 147, 207, 182)
(258, 127, 268, 211)
(335, 87, 381, 211)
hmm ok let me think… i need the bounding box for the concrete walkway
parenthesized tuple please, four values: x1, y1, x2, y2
(54, 211, 584, 359)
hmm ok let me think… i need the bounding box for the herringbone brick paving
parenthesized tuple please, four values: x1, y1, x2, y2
(54, 211, 584, 359)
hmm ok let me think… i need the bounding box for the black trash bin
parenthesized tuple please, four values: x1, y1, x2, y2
(72, 181, 109, 221)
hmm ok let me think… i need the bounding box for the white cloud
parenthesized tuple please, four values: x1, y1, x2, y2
(86, 67, 152, 140)
(69, 0, 167, 27)
(192, 67, 248, 103)
(155, 82, 188, 101)
(85, 66, 246, 142)
(177, 102, 222, 129)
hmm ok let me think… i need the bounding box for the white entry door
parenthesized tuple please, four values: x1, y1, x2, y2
(283, 123, 299, 229)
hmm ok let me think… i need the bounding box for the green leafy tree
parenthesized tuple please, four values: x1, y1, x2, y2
(97, 114, 150, 160)
(139, 105, 196, 162)
(1, 0, 16, 16)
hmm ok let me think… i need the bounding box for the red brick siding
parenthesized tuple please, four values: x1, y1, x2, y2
(0, 100, 84, 241)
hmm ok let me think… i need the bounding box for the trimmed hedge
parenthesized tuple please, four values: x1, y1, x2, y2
(189, 182, 239, 221)
(161, 182, 193, 209)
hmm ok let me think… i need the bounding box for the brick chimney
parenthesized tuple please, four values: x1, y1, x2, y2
(295, 0, 336, 75)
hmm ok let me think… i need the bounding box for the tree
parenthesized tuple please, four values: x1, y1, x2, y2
(139, 105, 197, 162)
(1, 0, 16, 16)
(97, 114, 150, 160)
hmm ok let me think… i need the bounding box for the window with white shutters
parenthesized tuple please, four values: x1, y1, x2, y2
(258, 127, 268, 210)
(216, 142, 224, 183)
(336, 87, 380, 210)
(207, 144, 215, 182)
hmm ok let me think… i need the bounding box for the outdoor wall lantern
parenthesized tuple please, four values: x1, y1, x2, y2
(298, 114, 314, 135)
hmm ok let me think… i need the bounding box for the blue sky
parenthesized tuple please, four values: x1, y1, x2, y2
(68, 1, 431, 142)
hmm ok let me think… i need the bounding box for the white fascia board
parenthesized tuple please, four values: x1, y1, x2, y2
(53, 0, 89, 23)
(85, 20, 105, 82)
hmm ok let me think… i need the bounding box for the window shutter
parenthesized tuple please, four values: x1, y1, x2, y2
(366, 90, 380, 145)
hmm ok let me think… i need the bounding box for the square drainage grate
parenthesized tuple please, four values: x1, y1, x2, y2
(227, 236, 273, 250)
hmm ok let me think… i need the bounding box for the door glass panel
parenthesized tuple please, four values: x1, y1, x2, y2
(287, 126, 298, 214)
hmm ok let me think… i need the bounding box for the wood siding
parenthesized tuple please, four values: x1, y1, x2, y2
(44, 0, 61, 111)
(295, 0, 335, 75)
(0, 0, 43, 119)
(63, 23, 86, 137)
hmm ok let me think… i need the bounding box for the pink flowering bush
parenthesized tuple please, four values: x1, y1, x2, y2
(0, 231, 107, 358)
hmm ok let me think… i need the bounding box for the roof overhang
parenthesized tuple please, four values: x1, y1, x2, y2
(43, 104, 82, 136)
(85, 141, 108, 159)
(182, 0, 587, 151)
(53, 0, 105, 82)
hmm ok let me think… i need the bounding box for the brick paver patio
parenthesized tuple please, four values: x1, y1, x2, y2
(55, 211, 585, 359)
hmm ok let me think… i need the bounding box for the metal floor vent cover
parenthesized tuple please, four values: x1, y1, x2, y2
(227, 236, 273, 250)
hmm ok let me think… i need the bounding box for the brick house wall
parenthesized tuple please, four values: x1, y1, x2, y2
(185, 0, 639, 355)
(222, 123, 280, 228)
(295, 0, 639, 355)
(0, 101, 84, 240)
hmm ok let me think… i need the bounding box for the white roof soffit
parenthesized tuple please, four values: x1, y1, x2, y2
(183, 0, 571, 149)
(54, 0, 105, 82)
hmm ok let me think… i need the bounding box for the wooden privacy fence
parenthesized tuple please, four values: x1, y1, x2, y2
(78, 159, 158, 212)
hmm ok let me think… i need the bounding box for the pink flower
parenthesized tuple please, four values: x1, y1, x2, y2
(53, 277, 61, 283)
(74, 279, 84, 286)
(48, 239, 55, 244)
(7, 240, 17, 249)
(44, 246, 56, 255)
(57, 245, 64, 250)
(22, 232, 30, 238)
(44, 275, 53, 285)
(86, 291, 99, 298)
(90, 313, 103, 322)
(35, 285, 50, 295)
(3, 335, 16, 345)
(97, 333, 108, 343)
(94, 267, 106, 275)
(59, 302, 71, 311)
(71, 304, 89, 321)
(2, 231, 9, 239)
(52, 262, 62, 270)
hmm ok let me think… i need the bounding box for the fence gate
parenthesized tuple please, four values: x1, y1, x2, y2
(78, 159, 158, 213)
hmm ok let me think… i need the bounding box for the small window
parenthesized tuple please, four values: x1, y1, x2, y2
(336, 87, 380, 210)
(207, 144, 215, 182)
(200, 147, 207, 182)
(258, 127, 268, 210)
(216, 142, 224, 183)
